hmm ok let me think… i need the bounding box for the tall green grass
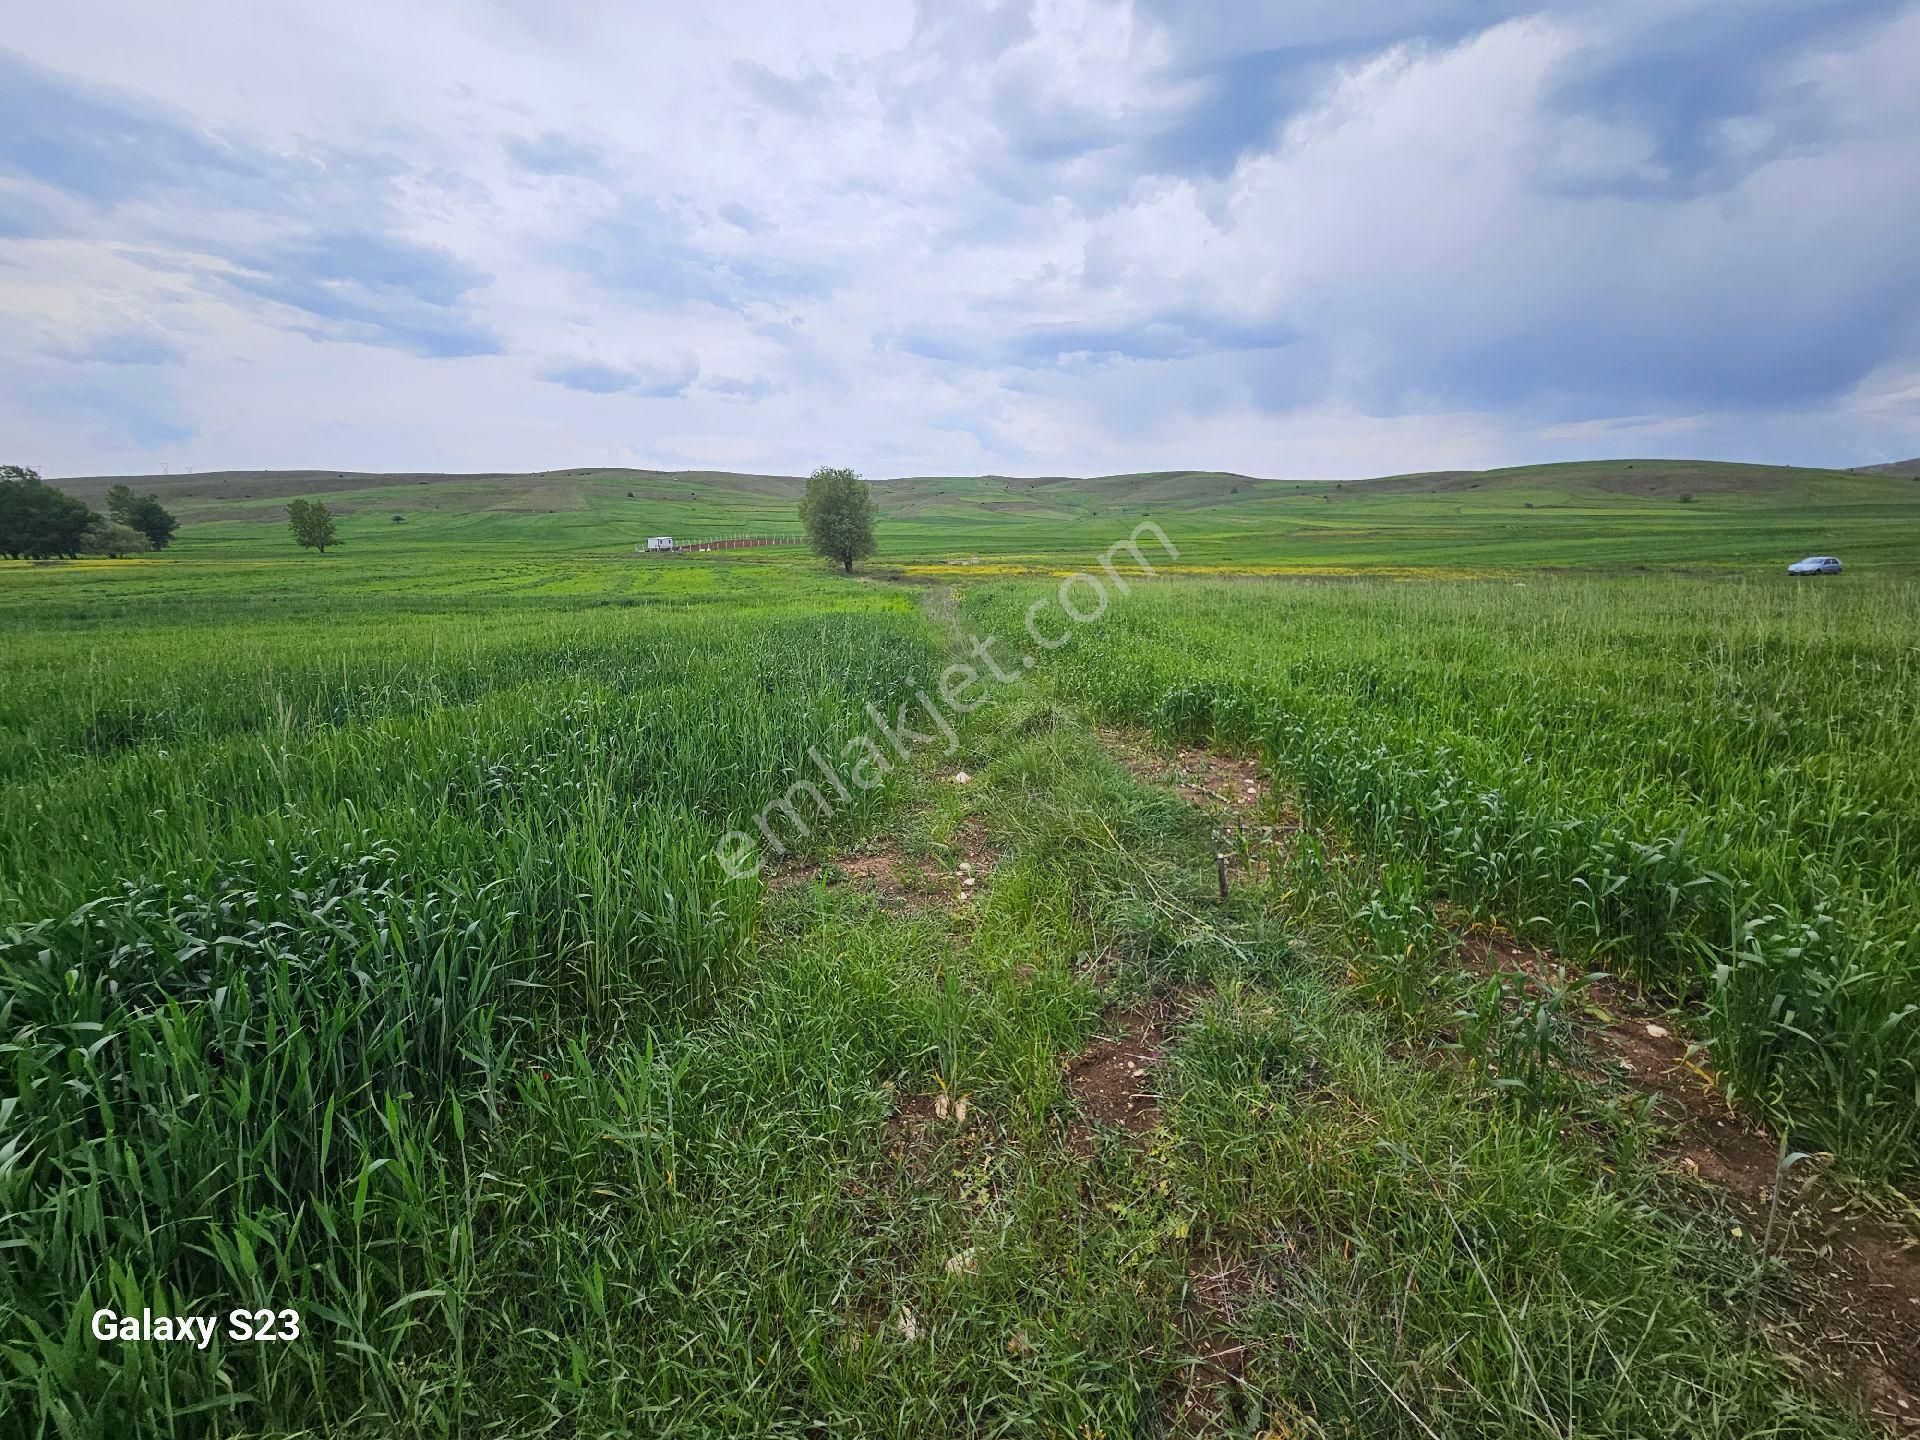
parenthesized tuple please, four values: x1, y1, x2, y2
(968, 575, 1920, 1181)
(0, 556, 1895, 1434)
(1, 586, 942, 1433)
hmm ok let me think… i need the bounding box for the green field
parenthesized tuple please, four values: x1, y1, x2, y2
(46, 455, 1920, 581)
(3, 460, 1917, 1436)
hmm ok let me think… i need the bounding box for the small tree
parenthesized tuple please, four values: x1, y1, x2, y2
(799, 465, 876, 575)
(1, 465, 100, 559)
(107, 484, 181, 548)
(287, 498, 340, 554)
(79, 519, 152, 558)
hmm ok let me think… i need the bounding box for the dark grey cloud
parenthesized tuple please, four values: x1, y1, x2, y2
(718, 201, 771, 235)
(559, 197, 839, 310)
(0, 46, 398, 218)
(0, 48, 494, 366)
(1402, 263, 1916, 419)
(21, 369, 196, 449)
(1537, 0, 1910, 198)
(1129, 0, 1532, 55)
(704, 373, 776, 399)
(0, 186, 68, 239)
(0, 47, 264, 206)
(935, 1, 1544, 209)
(0, 51, 503, 374)
(887, 1, 1920, 439)
(893, 311, 1299, 369)
(1131, 47, 1340, 178)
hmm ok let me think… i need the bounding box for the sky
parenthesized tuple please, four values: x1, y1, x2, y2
(3, 0, 1919, 481)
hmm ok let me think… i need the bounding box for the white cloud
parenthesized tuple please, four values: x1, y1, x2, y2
(2, 0, 1917, 477)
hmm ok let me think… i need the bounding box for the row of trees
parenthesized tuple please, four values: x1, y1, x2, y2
(0, 467, 179, 559)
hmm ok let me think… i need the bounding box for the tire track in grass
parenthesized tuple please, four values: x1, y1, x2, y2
(1074, 730, 1283, 1434)
(972, 720, 1263, 1434)
(1058, 988, 1251, 1435)
(815, 647, 1876, 1434)
(915, 579, 1895, 1435)
(1102, 722, 1919, 1433)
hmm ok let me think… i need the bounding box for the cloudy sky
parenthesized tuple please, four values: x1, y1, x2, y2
(4, 1, 1919, 480)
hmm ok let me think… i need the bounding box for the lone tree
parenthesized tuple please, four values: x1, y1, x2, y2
(799, 465, 876, 575)
(106, 484, 179, 550)
(287, 498, 340, 554)
(0, 465, 100, 559)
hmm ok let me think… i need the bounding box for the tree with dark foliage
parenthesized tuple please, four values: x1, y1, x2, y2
(0, 466, 100, 559)
(798, 465, 877, 575)
(106, 484, 180, 550)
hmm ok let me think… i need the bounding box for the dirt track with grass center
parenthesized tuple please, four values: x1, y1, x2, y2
(752, 643, 1907, 1436)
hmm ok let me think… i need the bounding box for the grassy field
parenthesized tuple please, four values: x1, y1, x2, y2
(3, 463, 1917, 1436)
(47, 455, 1920, 576)
(968, 576, 1920, 1181)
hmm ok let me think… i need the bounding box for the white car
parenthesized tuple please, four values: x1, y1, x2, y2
(1787, 555, 1843, 575)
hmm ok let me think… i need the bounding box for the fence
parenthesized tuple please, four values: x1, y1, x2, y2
(642, 535, 800, 554)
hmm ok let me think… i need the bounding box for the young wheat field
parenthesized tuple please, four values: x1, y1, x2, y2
(3, 466, 1917, 1438)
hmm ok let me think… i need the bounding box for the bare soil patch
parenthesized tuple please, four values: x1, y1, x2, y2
(880, 1086, 945, 1155)
(1099, 730, 1268, 814)
(857, 1083, 1008, 1218)
(768, 840, 948, 909)
(1064, 989, 1203, 1154)
(934, 813, 999, 909)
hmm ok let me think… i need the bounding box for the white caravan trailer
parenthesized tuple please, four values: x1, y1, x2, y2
(645, 536, 675, 552)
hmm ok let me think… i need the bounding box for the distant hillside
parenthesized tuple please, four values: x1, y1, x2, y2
(1852, 458, 1920, 478)
(1350, 458, 1896, 499)
(55, 456, 1900, 520)
(51, 465, 1312, 532)
(54, 467, 803, 517)
(33, 455, 1920, 574)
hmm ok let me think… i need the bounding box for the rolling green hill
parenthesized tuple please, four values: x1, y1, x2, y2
(45, 456, 1920, 582)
